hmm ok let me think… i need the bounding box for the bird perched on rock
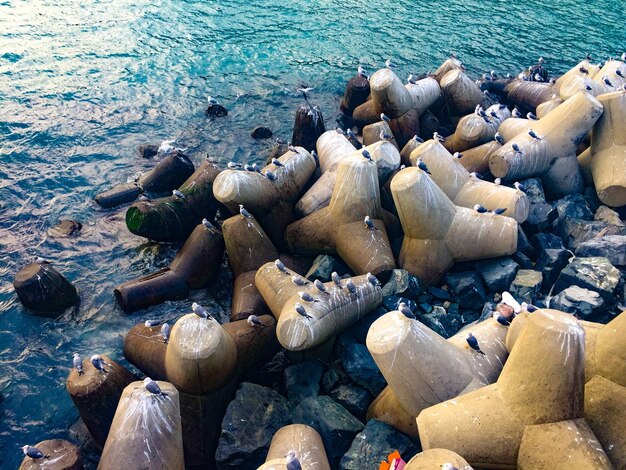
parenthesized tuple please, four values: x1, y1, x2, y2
(364, 215, 378, 230)
(466, 332, 485, 354)
(286, 450, 302, 470)
(90, 354, 110, 373)
(22, 445, 49, 460)
(492, 207, 507, 215)
(247, 314, 264, 327)
(274, 259, 287, 273)
(361, 149, 372, 161)
(398, 302, 416, 319)
(161, 323, 170, 343)
(345, 279, 358, 297)
(331, 271, 342, 287)
(314, 279, 329, 294)
(494, 313, 510, 326)
(192, 302, 211, 319)
(172, 189, 185, 200)
(494, 132, 504, 144)
(144, 377, 168, 396)
(514, 181, 527, 192)
(528, 128, 541, 140)
(73, 353, 83, 375)
(366, 272, 380, 286)
(380, 129, 393, 141)
(291, 275, 307, 286)
(380, 113, 391, 122)
(239, 204, 252, 219)
(207, 96, 219, 105)
(474, 204, 488, 213)
(295, 302, 312, 319)
(271, 158, 283, 167)
(299, 291, 318, 303)
(416, 158, 431, 175)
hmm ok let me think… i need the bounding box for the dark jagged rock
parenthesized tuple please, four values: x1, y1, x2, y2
(206, 103, 228, 117)
(338, 335, 386, 396)
(532, 232, 565, 252)
(575, 236, 626, 266)
(137, 143, 159, 158)
(535, 248, 570, 292)
(475, 257, 519, 293)
(509, 269, 543, 304)
(523, 201, 558, 235)
(475, 301, 497, 323)
(444, 271, 487, 310)
(339, 419, 419, 470)
(329, 384, 373, 422)
(250, 126, 273, 139)
(419, 305, 462, 338)
(284, 360, 324, 404)
(321, 367, 341, 394)
(520, 177, 546, 203)
(305, 254, 350, 281)
(511, 251, 533, 269)
(517, 227, 535, 258)
(557, 218, 625, 250)
(215, 382, 292, 469)
(554, 193, 594, 222)
(292, 396, 364, 465)
(48, 219, 82, 237)
(381, 269, 423, 299)
(551, 286, 605, 320)
(428, 286, 451, 301)
(553, 257, 620, 302)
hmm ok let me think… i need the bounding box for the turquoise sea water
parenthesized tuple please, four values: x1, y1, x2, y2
(0, 0, 623, 466)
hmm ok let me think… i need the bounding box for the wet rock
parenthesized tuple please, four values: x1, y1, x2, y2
(350, 306, 387, 343)
(284, 360, 324, 404)
(419, 305, 462, 338)
(305, 255, 350, 281)
(475, 257, 519, 293)
(575, 236, 626, 266)
(206, 103, 228, 118)
(444, 272, 487, 310)
(338, 335, 386, 396)
(339, 419, 419, 470)
(594, 205, 624, 227)
(13, 263, 79, 315)
(292, 396, 363, 465)
(551, 286, 605, 320)
(553, 257, 620, 302)
(329, 384, 373, 422)
(558, 218, 625, 250)
(509, 269, 543, 304)
(215, 382, 292, 469)
(137, 143, 159, 159)
(48, 219, 82, 237)
(381, 269, 422, 299)
(251, 126, 273, 139)
(535, 248, 570, 292)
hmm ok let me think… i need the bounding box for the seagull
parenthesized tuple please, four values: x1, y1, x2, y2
(161, 323, 170, 343)
(288, 145, 300, 153)
(202, 218, 214, 229)
(492, 207, 507, 215)
(494, 178, 501, 185)
(295, 302, 312, 319)
(145, 319, 160, 327)
(90, 355, 109, 373)
(22, 445, 49, 460)
(335, 127, 345, 135)
(385, 59, 395, 69)
(364, 215, 377, 230)
(247, 314, 264, 327)
(528, 128, 541, 140)
(477, 107, 488, 118)
(73, 353, 83, 375)
(286, 450, 302, 470)
(433, 132, 445, 143)
(366, 272, 380, 286)
(271, 158, 283, 167)
(512, 143, 523, 154)
(361, 149, 372, 161)
(452, 152, 462, 159)
(474, 204, 488, 213)
(172, 189, 185, 200)
(407, 74, 416, 84)
(490, 110, 498, 118)
(602, 75, 613, 87)
(357, 65, 368, 78)
(616, 69, 623, 77)
(469, 172, 482, 179)
(441, 464, 458, 470)
(275, 259, 288, 273)
(244, 163, 255, 172)
(34, 256, 50, 264)
(466, 332, 485, 355)
(144, 377, 168, 396)
(331, 271, 342, 287)
(398, 302, 415, 319)
(495, 132, 504, 144)
(227, 161, 242, 169)
(299, 291, 319, 303)
(345, 279, 358, 297)
(311, 150, 318, 160)
(523, 302, 538, 312)
(502, 291, 522, 313)
(416, 158, 431, 175)
(621, 52, 626, 62)
(314, 279, 329, 294)
(579, 66, 589, 74)
(265, 171, 277, 180)
(585, 53, 593, 61)
(534, 73, 543, 82)
(482, 73, 491, 81)
(527, 112, 538, 120)
(192, 302, 210, 319)
(512, 108, 522, 118)
(380, 113, 391, 122)
(514, 181, 527, 192)
(412, 135, 424, 143)
(380, 129, 393, 141)
(291, 275, 307, 286)
(239, 204, 252, 219)
(346, 128, 357, 139)
(494, 313, 510, 326)
(207, 96, 219, 105)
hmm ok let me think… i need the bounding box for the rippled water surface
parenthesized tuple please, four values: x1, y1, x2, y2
(0, 0, 623, 466)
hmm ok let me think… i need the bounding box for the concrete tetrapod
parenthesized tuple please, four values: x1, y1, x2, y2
(13, 262, 79, 315)
(257, 424, 331, 470)
(390, 166, 517, 285)
(66, 355, 136, 447)
(18, 439, 83, 470)
(456, 140, 502, 174)
(114, 222, 225, 312)
(443, 103, 511, 152)
(366, 311, 509, 436)
(404, 448, 473, 470)
(558, 60, 625, 101)
(296, 130, 400, 216)
(489, 91, 603, 182)
(440, 68, 484, 117)
(409, 139, 529, 222)
(416, 309, 586, 468)
(98, 381, 184, 470)
(517, 419, 613, 469)
(432, 56, 463, 82)
(589, 90, 626, 207)
(340, 73, 371, 116)
(503, 80, 559, 111)
(286, 153, 396, 277)
(553, 60, 601, 94)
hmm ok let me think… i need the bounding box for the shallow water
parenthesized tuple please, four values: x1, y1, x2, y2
(0, 0, 623, 466)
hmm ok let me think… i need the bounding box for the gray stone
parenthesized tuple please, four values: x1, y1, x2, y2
(284, 360, 324, 403)
(523, 202, 558, 234)
(554, 194, 594, 221)
(532, 232, 565, 252)
(305, 255, 349, 281)
(381, 269, 422, 298)
(594, 206, 624, 227)
(520, 177, 546, 203)
(509, 269, 543, 304)
(216, 382, 292, 469)
(419, 305, 462, 338)
(137, 143, 159, 158)
(557, 218, 625, 250)
(444, 271, 487, 309)
(339, 419, 419, 470)
(292, 396, 364, 464)
(329, 384, 373, 422)
(575, 236, 626, 266)
(535, 248, 570, 292)
(251, 126, 273, 139)
(321, 367, 340, 394)
(553, 257, 620, 302)
(475, 257, 519, 293)
(338, 335, 386, 396)
(551, 286, 605, 320)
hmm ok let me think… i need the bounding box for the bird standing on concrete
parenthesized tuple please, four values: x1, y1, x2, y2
(366, 272, 380, 286)
(192, 302, 211, 319)
(22, 445, 49, 460)
(286, 450, 302, 470)
(416, 158, 431, 175)
(73, 353, 83, 375)
(144, 377, 168, 396)
(274, 259, 288, 273)
(90, 355, 109, 373)
(247, 314, 264, 327)
(161, 323, 170, 344)
(172, 189, 185, 200)
(466, 332, 485, 355)
(295, 302, 312, 319)
(331, 271, 342, 287)
(239, 204, 253, 219)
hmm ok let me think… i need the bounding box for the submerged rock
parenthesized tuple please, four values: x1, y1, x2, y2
(48, 219, 82, 237)
(137, 143, 159, 158)
(339, 419, 419, 470)
(251, 126, 273, 139)
(215, 382, 292, 469)
(575, 236, 626, 266)
(206, 103, 228, 117)
(284, 360, 324, 404)
(551, 286, 605, 320)
(13, 263, 79, 315)
(553, 257, 620, 302)
(509, 269, 543, 304)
